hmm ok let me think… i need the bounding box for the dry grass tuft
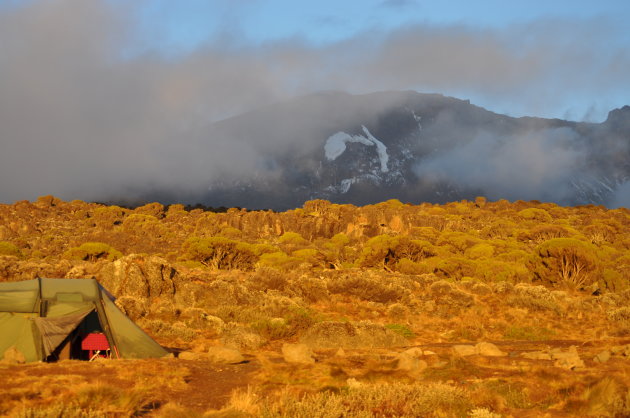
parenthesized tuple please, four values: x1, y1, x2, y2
(260, 382, 473, 417)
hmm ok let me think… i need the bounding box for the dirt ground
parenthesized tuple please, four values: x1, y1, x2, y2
(2, 336, 628, 416)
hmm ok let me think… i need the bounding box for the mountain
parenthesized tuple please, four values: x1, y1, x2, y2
(173, 91, 630, 210)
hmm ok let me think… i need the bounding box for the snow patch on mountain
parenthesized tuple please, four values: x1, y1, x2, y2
(324, 125, 389, 172)
(412, 110, 422, 130)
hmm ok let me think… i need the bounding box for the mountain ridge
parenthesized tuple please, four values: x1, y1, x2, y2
(138, 91, 630, 210)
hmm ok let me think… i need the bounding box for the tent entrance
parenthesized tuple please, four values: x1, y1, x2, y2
(40, 310, 111, 362)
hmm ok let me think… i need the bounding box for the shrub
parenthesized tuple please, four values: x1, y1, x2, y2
(181, 236, 258, 270)
(433, 257, 476, 280)
(503, 326, 555, 341)
(395, 258, 431, 275)
(64, 242, 122, 262)
(437, 231, 481, 254)
(599, 268, 629, 293)
(529, 238, 598, 289)
(278, 232, 309, 248)
(359, 235, 435, 271)
(258, 251, 302, 271)
(518, 208, 552, 222)
(327, 274, 409, 304)
(91, 206, 127, 228)
(292, 248, 324, 267)
(475, 259, 528, 283)
(385, 323, 414, 338)
(322, 233, 354, 269)
(583, 223, 616, 244)
(0, 241, 21, 257)
(465, 243, 495, 259)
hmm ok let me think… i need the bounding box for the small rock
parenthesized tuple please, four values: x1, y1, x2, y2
(475, 342, 506, 357)
(346, 378, 363, 389)
(403, 347, 424, 358)
(396, 352, 428, 375)
(423, 350, 437, 355)
(611, 344, 630, 356)
(334, 348, 346, 357)
(207, 346, 245, 364)
(282, 343, 315, 365)
(593, 350, 611, 363)
(178, 351, 201, 361)
(452, 345, 477, 356)
(1, 346, 26, 364)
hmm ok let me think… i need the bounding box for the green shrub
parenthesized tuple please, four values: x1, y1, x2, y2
(182, 236, 258, 270)
(64, 242, 122, 262)
(0, 241, 21, 257)
(278, 232, 308, 246)
(359, 235, 435, 271)
(258, 251, 302, 271)
(599, 268, 629, 293)
(385, 323, 414, 338)
(502, 326, 555, 341)
(529, 238, 598, 289)
(465, 243, 495, 259)
(395, 258, 431, 275)
(518, 208, 552, 222)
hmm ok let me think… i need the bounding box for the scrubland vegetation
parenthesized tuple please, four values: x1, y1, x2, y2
(1, 195, 629, 417)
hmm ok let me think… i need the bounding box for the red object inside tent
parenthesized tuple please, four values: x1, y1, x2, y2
(81, 333, 110, 359)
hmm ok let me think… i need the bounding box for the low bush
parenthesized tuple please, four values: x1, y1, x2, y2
(64, 242, 122, 262)
(0, 241, 21, 257)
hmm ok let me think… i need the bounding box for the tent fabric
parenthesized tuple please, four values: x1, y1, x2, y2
(0, 280, 40, 313)
(0, 278, 169, 362)
(34, 309, 92, 358)
(0, 312, 40, 362)
(101, 296, 167, 359)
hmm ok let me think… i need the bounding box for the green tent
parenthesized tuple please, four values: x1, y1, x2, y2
(0, 278, 169, 362)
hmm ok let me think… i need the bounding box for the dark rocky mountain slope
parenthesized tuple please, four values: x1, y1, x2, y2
(158, 91, 630, 210)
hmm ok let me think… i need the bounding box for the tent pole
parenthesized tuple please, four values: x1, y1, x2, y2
(93, 280, 120, 359)
(37, 277, 46, 361)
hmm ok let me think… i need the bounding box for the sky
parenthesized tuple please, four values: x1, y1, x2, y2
(0, 0, 629, 204)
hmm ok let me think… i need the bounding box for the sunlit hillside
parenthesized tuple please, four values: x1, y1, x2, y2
(1, 195, 629, 417)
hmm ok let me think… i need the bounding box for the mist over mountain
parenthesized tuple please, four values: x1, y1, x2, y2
(135, 90, 629, 210)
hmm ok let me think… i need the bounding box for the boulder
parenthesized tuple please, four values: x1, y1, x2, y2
(281, 343, 315, 365)
(1, 346, 26, 364)
(551, 346, 584, 370)
(403, 347, 424, 358)
(611, 344, 630, 357)
(98, 255, 177, 299)
(452, 345, 477, 356)
(475, 342, 506, 357)
(207, 347, 245, 364)
(221, 326, 265, 350)
(178, 351, 202, 361)
(396, 352, 427, 375)
(593, 350, 611, 363)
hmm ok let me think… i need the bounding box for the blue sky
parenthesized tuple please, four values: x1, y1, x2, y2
(133, 0, 630, 50)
